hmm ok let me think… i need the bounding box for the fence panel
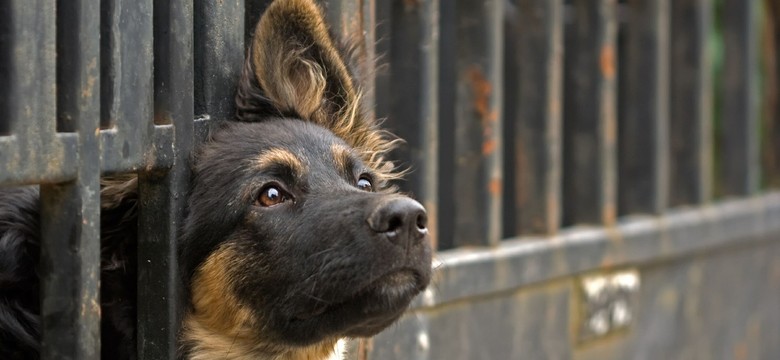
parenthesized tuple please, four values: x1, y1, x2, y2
(562, 0, 618, 226)
(503, 0, 563, 236)
(618, 0, 670, 215)
(669, 0, 713, 206)
(1, 0, 779, 358)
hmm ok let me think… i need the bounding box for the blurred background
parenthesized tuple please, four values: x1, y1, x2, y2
(1, 0, 778, 358)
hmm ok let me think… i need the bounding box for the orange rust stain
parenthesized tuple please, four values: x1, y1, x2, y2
(488, 178, 502, 196)
(599, 45, 616, 79)
(602, 202, 616, 226)
(546, 192, 559, 234)
(468, 66, 494, 126)
(482, 139, 497, 155)
(469, 66, 500, 159)
(733, 341, 748, 360)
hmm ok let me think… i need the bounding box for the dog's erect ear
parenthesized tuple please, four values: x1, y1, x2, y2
(237, 0, 394, 174)
(251, 0, 353, 123)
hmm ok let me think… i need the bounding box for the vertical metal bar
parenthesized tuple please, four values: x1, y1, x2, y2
(40, 0, 101, 358)
(0, 1, 9, 136)
(450, 0, 503, 247)
(381, 0, 440, 247)
(194, 0, 244, 120)
(100, 0, 153, 172)
(765, 0, 780, 188)
(618, 0, 670, 215)
(719, 0, 760, 196)
(505, 0, 563, 236)
(325, 0, 376, 118)
(562, 0, 618, 226)
(437, 0, 456, 249)
(137, 0, 193, 358)
(669, 0, 713, 205)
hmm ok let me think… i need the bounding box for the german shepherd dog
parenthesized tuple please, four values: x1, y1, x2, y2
(0, 0, 433, 358)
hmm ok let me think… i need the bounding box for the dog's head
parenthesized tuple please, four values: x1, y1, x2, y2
(179, 0, 432, 355)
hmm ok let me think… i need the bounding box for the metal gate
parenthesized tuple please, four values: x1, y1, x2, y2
(1, 0, 778, 359)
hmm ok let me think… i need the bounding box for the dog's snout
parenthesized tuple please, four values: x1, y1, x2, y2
(368, 197, 428, 246)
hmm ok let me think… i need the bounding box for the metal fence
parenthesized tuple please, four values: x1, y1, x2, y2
(1, 0, 778, 358)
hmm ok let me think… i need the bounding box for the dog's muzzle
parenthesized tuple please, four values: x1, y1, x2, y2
(367, 197, 428, 249)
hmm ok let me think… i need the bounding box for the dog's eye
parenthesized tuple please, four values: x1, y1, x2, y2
(357, 177, 373, 192)
(257, 186, 288, 207)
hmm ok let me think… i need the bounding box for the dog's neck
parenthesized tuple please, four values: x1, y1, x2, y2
(181, 312, 344, 360)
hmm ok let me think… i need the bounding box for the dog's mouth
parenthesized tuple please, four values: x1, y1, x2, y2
(292, 269, 424, 323)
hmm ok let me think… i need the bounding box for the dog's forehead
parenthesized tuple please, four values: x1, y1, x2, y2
(235, 118, 358, 168)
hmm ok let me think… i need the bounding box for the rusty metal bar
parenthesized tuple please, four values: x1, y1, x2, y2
(504, 0, 563, 236)
(618, 0, 670, 215)
(324, 0, 376, 118)
(669, 0, 713, 206)
(194, 0, 244, 121)
(719, 0, 760, 196)
(40, 0, 101, 358)
(765, 0, 780, 189)
(0, 0, 77, 185)
(562, 0, 618, 226)
(136, 0, 193, 358)
(99, 0, 154, 173)
(447, 0, 503, 247)
(377, 0, 440, 248)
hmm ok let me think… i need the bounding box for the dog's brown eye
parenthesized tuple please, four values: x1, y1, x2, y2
(258, 186, 288, 207)
(357, 177, 373, 192)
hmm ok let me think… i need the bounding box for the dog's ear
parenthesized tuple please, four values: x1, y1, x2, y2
(237, 0, 393, 172)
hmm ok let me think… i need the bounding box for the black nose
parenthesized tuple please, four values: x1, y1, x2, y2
(367, 197, 428, 247)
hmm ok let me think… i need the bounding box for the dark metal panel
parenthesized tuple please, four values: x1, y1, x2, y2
(0, 0, 78, 186)
(504, 0, 563, 236)
(136, 0, 194, 358)
(765, 0, 780, 189)
(194, 0, 244, 121)
(324, 0, 377, 119)
(379, 0, 440, 247)
(450, 0, 503, 247)
(99, 0, 154, 173)
(576, 240, 780, 359)
(669, 0, 713, 206)
(412, 192, 780, 309)
(367, 238, 780, 359)
(562, 0, 618, 226)
(618, 0, 670, 215)
(368, 281, 572, 360)
(40, 0, 102, 358)
(719, 0, 760, 196)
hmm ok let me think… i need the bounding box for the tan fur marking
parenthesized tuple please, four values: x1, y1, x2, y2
(100, 174, 138, 209)
(253, 148, 306, 178)
(330, 144, 352, 175)
(182, 245, 340, 360)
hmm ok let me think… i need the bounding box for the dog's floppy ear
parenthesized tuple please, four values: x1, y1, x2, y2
(237, 0, 394, 175)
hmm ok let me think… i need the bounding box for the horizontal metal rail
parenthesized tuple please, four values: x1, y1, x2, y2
(416, 192, 780, 309)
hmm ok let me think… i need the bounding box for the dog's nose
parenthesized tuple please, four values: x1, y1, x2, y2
(367, 197, 428, 246)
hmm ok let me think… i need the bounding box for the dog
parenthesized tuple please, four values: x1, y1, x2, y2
(0, 0, 433, 358)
